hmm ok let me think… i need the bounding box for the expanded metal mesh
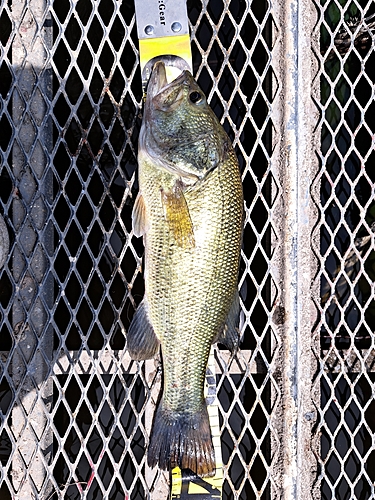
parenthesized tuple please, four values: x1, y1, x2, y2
(0, 0, 282, 499)
(312, 0, 375, 498)
(2, 1, 373, 498)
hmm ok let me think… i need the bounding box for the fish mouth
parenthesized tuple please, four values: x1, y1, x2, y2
(143, 55, 190, 92)
(146, 61, 190, 103)
(142, 61, 193, 137)
(146, 61, 169, 98)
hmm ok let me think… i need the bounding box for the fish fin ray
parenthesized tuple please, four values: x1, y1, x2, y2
(214, 290, 241, 353)
(127, 300, 160, 360)
(161, 183, 195, 248)
(132, 193, 149, 237)
(148, 401, 215, 477)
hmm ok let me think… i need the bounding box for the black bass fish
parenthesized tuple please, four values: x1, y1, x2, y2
(127, 61, 243, 477)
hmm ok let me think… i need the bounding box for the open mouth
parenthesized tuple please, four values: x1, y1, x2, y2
(142, 55, 191, 92)
(147, 61, 190, 99)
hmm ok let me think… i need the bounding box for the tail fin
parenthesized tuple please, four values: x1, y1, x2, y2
(148, 401, 215, 477)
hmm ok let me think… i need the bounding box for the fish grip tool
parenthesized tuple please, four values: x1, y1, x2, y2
(133, 2, 224, 497)
(134, 0, 192, 91)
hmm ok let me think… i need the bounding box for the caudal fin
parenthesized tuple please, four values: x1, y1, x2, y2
(147, 401, 215, 477)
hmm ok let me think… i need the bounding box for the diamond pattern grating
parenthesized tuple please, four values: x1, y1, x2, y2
(312, 0, 375, 498)
(0, 0, 282, 499)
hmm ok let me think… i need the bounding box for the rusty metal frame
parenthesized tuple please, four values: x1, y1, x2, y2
(270, 0, 319, 498)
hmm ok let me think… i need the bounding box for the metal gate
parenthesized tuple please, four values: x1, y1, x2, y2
(313, 0, 375, 498)
(0, 0, 374, 499)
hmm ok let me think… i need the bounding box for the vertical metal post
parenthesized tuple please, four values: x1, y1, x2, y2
(11, 1, 53, 498)
(0, 215, 9, 269)
(294, 4, 321, 498)
(272, 0, 318, 498)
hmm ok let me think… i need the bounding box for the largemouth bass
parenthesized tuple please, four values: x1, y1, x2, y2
(127, 61, 243, 477)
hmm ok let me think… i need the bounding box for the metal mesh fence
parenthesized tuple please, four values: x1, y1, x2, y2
(0, 0, 283, 499)
(6, 0, 375, 498)
(7, 0, 375, 500)
(312, 0, 375, 498)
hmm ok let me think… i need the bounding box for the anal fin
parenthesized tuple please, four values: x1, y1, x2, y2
(214, 291, 241, 353)
(127, 300, 160, 360)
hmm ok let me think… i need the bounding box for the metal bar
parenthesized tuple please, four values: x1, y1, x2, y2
(271, 0, 318, 497)
(294, 1, 320, 498)
(0, 215, 9, 269)
(50, 350, 259, 376)
(10, 1, 53, 498)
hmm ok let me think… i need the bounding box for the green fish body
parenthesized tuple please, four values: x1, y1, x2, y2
(127, 62, 243, 477)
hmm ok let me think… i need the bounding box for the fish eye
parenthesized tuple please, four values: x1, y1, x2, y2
(189, 91, 203, 104)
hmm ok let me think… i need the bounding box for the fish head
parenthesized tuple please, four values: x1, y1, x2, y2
(140, 61, 228, 182)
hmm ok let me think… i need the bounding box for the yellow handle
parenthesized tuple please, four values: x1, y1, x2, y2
(139, 34, 192, 74)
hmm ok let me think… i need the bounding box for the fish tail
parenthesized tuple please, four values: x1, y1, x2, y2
(147, 401, 215, 477)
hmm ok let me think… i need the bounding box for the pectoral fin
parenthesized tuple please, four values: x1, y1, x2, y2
(132, 193, 149, 237)
(161, 183, 195, 248)
(214, 291, 241, 353)
(127, 300, 160, 360)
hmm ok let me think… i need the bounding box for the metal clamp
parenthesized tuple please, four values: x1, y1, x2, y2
(135, 0, 190, 39)
(134, 0, 192, 89)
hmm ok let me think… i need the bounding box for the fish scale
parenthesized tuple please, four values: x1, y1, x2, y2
(127, 61, 243, 477)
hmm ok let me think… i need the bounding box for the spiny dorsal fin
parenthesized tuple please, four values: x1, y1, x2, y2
(161, 182, 195, 248)
(132, 193, 149, 237)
